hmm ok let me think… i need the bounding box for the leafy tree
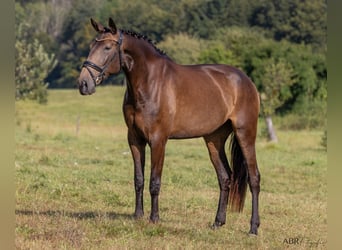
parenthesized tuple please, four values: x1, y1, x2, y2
(251, 0, 327, 50)
(259, 59, 296, 142)
(158, 33, 205, 65)
(47, 0, 105, 88)
(15, 2, 57, 104)
(207, 26, 267, 69)
(244, 39, 326, 119)
(15, 30, 57, 104)
(100, 0, 177, 42)
(199, 27, 326, 131)
(175, 0, 261, 39)
(198, 42, 241, 67)
(206, 0, 260, 27)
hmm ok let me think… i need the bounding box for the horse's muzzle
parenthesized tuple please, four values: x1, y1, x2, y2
(78, 80, 95, 95)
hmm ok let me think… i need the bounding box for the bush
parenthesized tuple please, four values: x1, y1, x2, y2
(15, 3, 57, 104)
(275, 113, 326, 131)
(15, 38, 55, 104)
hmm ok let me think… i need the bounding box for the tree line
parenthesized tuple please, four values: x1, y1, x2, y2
(15, 0, 327, 137)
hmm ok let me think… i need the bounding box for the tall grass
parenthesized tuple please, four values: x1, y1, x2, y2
(15, 86, 327, 249)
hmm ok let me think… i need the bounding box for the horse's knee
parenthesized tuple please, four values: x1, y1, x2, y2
(149, 178, 161, 196)
(135, 176, 144, 191)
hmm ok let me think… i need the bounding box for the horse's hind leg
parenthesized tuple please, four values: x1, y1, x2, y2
(204, 123, 233, 228)
(234, 124, 260, 235)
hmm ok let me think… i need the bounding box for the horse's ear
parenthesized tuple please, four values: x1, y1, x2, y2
(90, 18, 104, 33)
(108, 18, 117, 34)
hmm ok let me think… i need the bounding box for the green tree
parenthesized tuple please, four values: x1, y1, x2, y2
(198, 42, 241, 67)
(15, 2, 57, 104)
(48, 0, 104, 88)
(244, 39, 326, 121)
(201, 27, 326, 130)
(15, 32, 57, 104)
(207, 26, 267, 69)
(101, 0, 177, 42)
(159, 33, 205, 65)
(259, 59, 296, 142)
(175, 0, 261, 39)
(251, 0, 327, 50)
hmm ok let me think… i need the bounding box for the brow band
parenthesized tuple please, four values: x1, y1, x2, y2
(95, 38, 119, 43)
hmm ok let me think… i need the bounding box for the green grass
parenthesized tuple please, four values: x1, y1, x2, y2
(15, 86, 327, 249)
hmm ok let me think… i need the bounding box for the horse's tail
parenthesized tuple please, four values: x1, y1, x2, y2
(228, 134, 248, 212)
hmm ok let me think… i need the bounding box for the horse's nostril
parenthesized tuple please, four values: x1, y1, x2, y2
(79, 80, 89, 95)
(82, 80, 88, 88)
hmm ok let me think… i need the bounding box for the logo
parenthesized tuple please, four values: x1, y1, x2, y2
(283, 237, 326, 247)
(283, 238, 302, 245)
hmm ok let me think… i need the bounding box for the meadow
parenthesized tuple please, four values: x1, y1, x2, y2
(15, 86, 327, 249)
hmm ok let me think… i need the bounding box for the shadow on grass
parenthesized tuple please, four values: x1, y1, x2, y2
(15, 209, 134, 220)
(15, 209, 254, 245)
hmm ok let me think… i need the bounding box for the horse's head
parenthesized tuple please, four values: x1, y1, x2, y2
(78, 18, 123, 95)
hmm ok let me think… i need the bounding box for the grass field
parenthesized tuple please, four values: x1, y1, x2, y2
(15, 86, 327, 249)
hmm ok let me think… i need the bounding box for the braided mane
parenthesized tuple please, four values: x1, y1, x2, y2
(120, 29, 167, 56)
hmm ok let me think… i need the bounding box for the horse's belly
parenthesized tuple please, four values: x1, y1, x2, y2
(169, 108, 229, 139)
(169, 87, 234, 138)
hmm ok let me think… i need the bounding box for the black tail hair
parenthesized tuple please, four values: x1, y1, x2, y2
(228, 134, 248, 212)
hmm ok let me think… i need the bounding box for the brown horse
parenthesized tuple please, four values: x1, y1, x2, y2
(78, 18, 261, 235)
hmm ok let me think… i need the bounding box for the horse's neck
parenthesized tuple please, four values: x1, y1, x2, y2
(123, 38, 165, 95)
(123, 50, 168, 108)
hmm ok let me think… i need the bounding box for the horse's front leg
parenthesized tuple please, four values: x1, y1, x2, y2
(149, 137, 167, 223)
(128, 130, 146, 219)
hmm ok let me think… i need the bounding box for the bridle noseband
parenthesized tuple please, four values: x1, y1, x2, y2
(82, 31, 123, 86)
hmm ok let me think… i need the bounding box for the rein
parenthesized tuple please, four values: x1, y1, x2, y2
(82, 30, 123, 86)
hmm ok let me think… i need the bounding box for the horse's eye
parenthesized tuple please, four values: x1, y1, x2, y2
(104, 46, 112, 51)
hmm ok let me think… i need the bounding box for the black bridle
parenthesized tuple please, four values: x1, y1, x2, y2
(82, 30, 123, 86)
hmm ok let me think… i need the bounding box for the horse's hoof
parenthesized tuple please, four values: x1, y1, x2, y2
(248, 230, 258, 236)
(249, 223, 259, 235)
(149, 215, 159, 224)
(211, 221, 225, 230)
(134, 212, 144, 220)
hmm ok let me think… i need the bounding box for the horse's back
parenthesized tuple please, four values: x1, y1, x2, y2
(174, 63, 258, 102)
(166, 62, 259, 138)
